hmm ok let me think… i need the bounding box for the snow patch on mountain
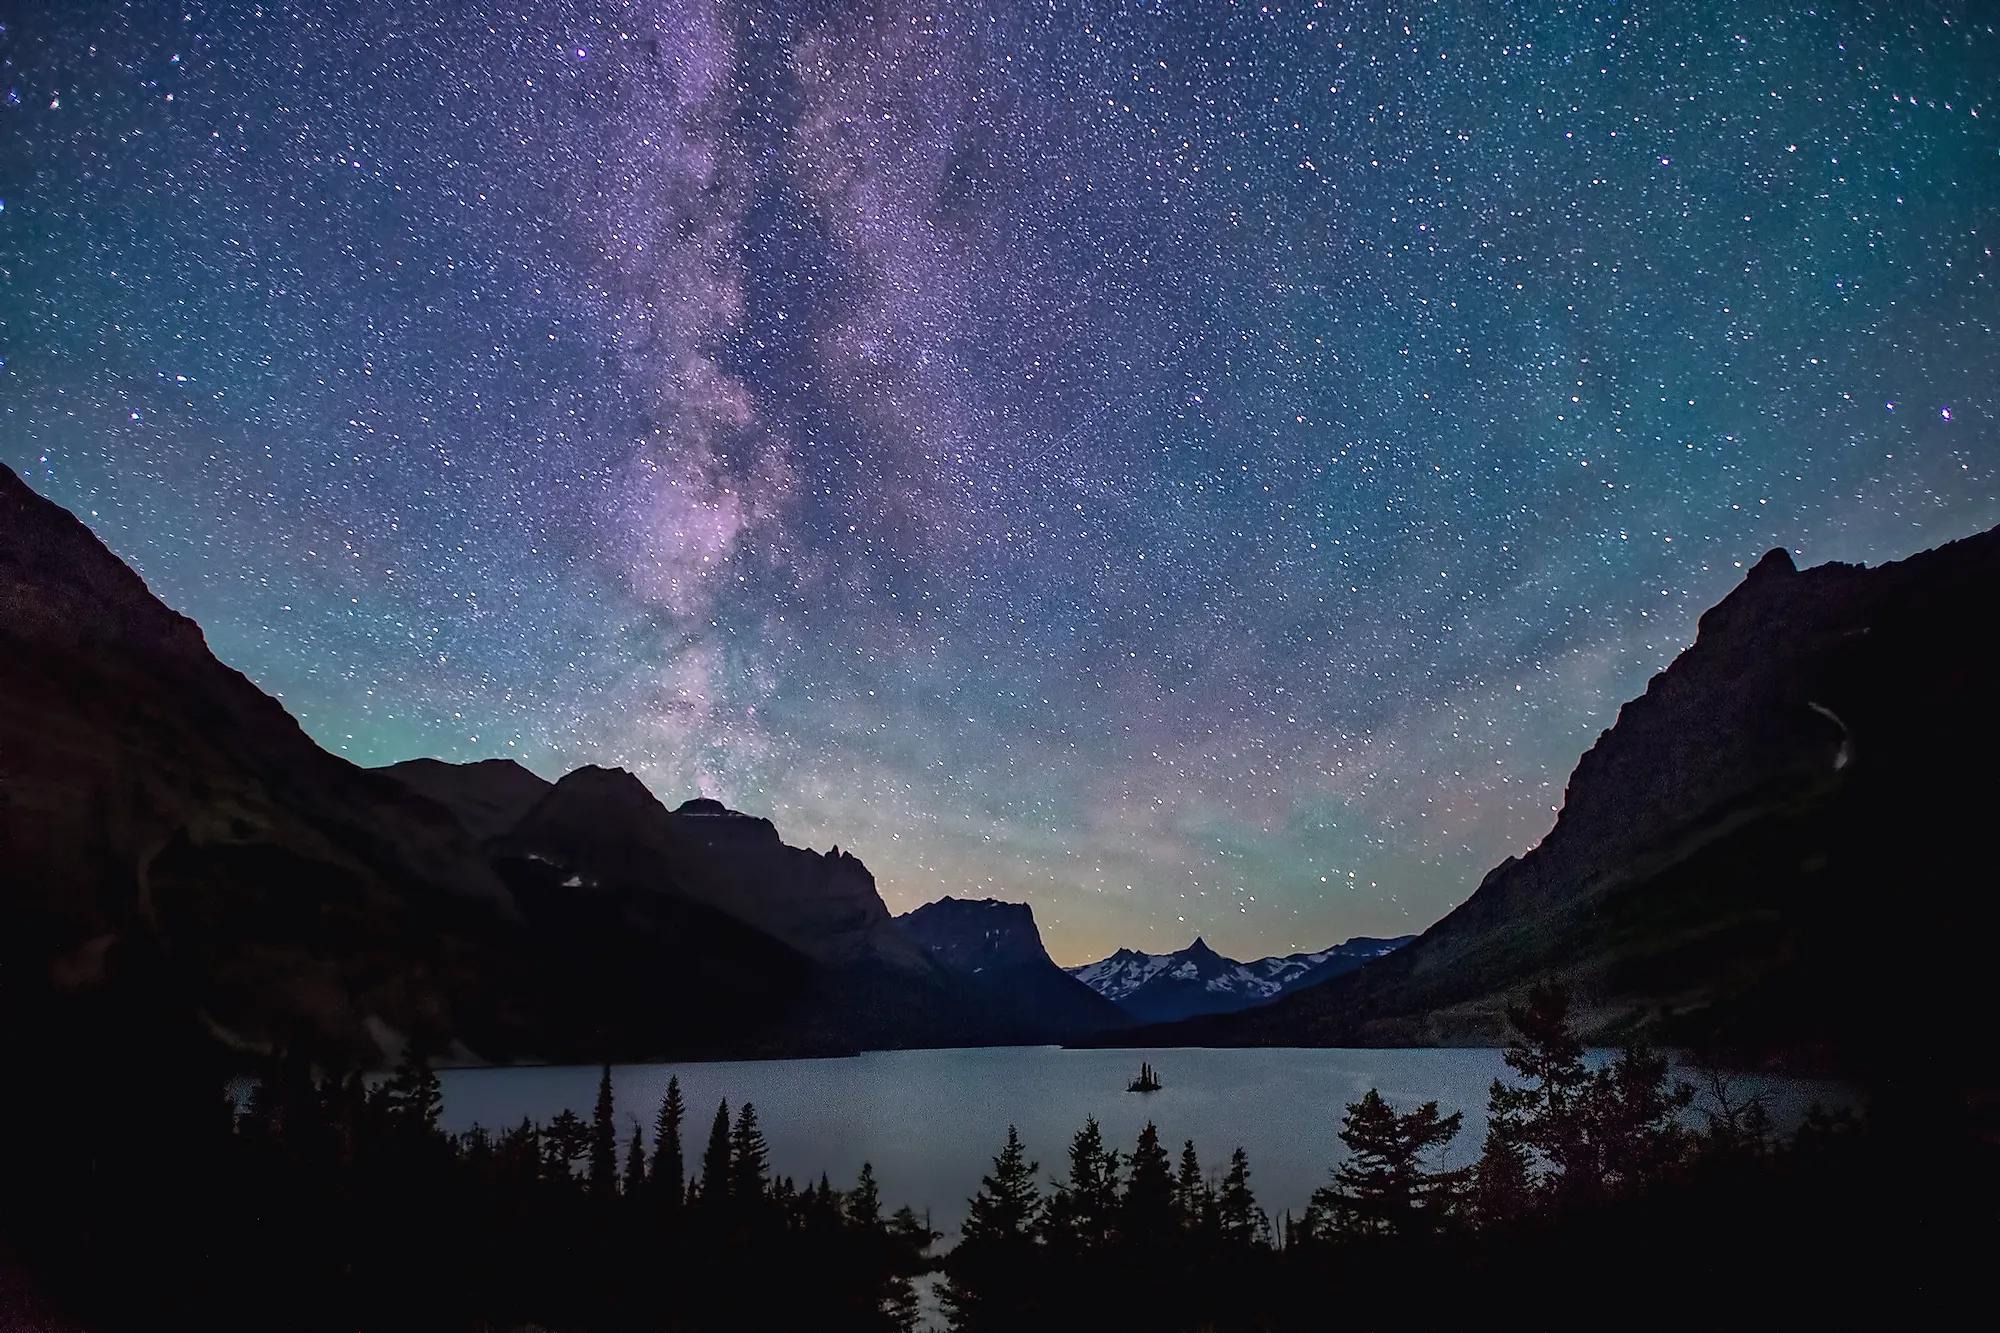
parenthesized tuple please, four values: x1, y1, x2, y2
(1066, 935, 1414, 1023)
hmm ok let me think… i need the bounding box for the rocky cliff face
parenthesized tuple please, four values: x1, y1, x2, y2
(486, 766, 927, 972)
(1121, 529, 2000, 1072)
(896, 897, 1130, 1038)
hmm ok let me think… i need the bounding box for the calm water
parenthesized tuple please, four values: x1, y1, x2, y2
(439, 1045, 1855, 1244)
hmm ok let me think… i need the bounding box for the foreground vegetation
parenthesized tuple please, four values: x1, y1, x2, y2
(3, 986, 1989, 1331)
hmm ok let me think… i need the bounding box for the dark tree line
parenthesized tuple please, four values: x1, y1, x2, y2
(13, 1049, 931, 1332)
(941, 984, 1991, 1331)
(4, 982, 1989, 1332)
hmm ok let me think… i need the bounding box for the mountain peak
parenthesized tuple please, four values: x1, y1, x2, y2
(674, 797, 732, 816)
(895, 897, 1130, 1037)
(1069, 933, 1413, 1024)
(1748, 546, 1797, 580)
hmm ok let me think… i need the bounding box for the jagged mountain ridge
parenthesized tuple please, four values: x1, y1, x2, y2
(0, 465, 1085, 1066)
(1103, 530, 2000, 1072)
(894, 897, 1131, 1038)
(380, 758, 996, 1051)
(1068, 935, 1413, 1024)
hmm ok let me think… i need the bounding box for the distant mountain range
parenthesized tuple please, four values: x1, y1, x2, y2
(1067, 936, 1413, 1024)
(1098, 534, 2000, 1074)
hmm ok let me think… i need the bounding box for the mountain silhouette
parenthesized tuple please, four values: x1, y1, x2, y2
(1110, 528, 2000, 1073)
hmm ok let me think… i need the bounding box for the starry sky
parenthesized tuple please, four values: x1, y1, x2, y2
(4, 1, 1996, 964)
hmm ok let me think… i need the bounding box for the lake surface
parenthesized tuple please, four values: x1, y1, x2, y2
(439, 1045, 1854, 1245)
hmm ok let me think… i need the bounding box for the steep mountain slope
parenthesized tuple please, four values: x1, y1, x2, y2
(0, 467, 1025, 1065)
(896, 897, 1131, 1038)
(1069, 936, 1413, 1024)
(497, 770, 925, 970)
(483, 767, 985, 1049)
(1122, 532, 2000, 1071)
(0, 464, 526, 1066)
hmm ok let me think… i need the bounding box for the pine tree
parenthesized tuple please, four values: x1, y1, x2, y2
(589, 1064, 619, 1196)
(960, 1126, 1042, 1243)
(803, 1172, 842, 1232)
(698, 1099, 731, 1205)
(1596, 1042, 1694, 1191)
(623, 1118, 647, 1195)
(1309, 1089, 1464, 1237)
(729, 1102, 769, 1202)
(1471, 1117, 1533, 1226)
(1047, 1116, 1120, 1250)
(386, 1049, 443, 1134)
(847, 1161, 883, 1228)
(1217, 1147, 1265, 1245)
(651, 1076, 686, 1208)
(1174, 1140, 1210, 1233)
(1122, 1121, 1177, 1242)
(944, 1126, 1043, 1330)
(1485, 984, 1694, 1211)
(546, 1108, 589, 1181)
(1489, 984, 1596, 1206)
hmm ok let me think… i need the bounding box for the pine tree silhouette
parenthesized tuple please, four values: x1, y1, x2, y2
(1174, 1139, 1209, 1231)
(1484, 983, 1694, 1212)
(546, 1108, 589, 1181)
(1308, 1089, 1464, 1238)
(962, 1126, 1041, 1242)
(589, 1064, 619, 1196)
(698, 1099, 731, 1205)
(943, 1126, 1044, 1330)
(847, 1160, 883, 1228)
(729, 1102, 769, 1201)
(1123, 1121, 1177, 1241)
(386, 1049, 443, 1134)
(651, 1076, 686, 1209)
(1217, 1147, 1265, 1245)
(623, 1118, 647, 1195)
(1047, 1116, 1120, 1251)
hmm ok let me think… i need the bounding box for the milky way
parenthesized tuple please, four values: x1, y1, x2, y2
(5, 1, 1996, 962)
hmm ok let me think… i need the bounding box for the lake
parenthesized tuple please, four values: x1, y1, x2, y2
(439, 1045, 1856, 1245)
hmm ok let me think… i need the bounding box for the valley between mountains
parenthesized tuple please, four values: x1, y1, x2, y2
(4, 461, 1997, 1075)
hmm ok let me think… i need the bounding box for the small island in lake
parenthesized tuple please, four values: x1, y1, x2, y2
(1127, 1060, 1163, 1092)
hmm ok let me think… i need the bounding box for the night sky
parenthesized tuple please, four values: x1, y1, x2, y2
(4, 1, 1996, 963)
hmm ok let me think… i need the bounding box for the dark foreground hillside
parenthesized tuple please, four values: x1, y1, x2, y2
(1112, 530, 2000, 1080)
(0, 465, 1105, 1067)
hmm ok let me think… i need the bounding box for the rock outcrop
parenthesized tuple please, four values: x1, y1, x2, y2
(896, 897, 1130, 1038)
